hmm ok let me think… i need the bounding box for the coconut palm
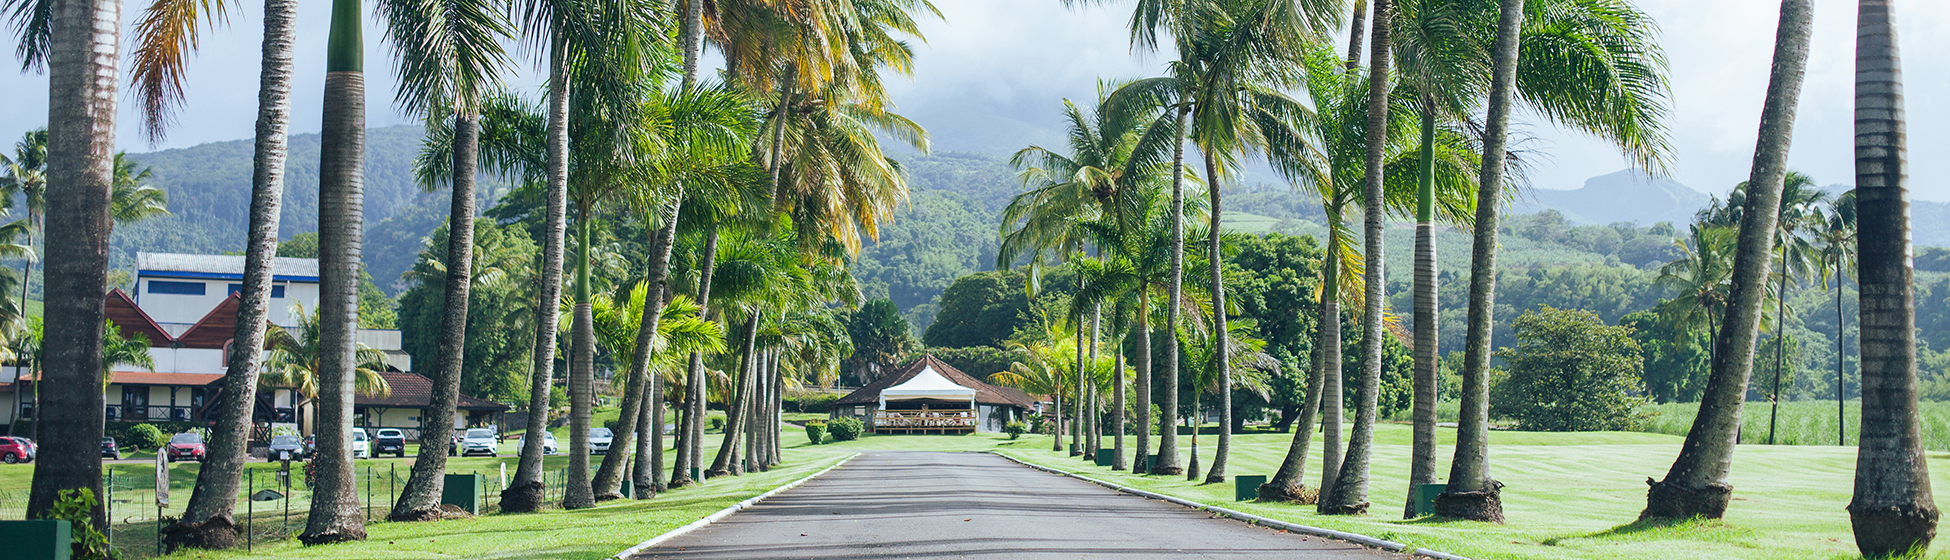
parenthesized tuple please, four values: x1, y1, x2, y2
(991, 335, 1079, 452)
(14, 0, 124, 523)
(1759, 174, 1827, 445)
(1848, 0, 1936, 554)
(1654, 225, 1738, 366)
(588, 288, 727, 489)
(1812, 191, 1855, 446)
(260, 304, 394, 421)
(377, 0, 515, 520)
(1641, 0, 1810, 522)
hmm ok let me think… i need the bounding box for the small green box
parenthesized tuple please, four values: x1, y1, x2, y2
(1413, 483, 1449, 517)
(442, 474, 484, 515)
(0, 519, 72, 560)
(1095, 449, 1114, 467)
(1235, 475, 1268, 501)
(620, 479, 634, 499)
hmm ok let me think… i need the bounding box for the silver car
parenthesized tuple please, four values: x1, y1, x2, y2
(460, 428, 499, 457)
(589, 428, 613, 454)
(518, 431, 558, 455)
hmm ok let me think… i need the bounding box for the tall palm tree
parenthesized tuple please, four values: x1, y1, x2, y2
(589, 287, 726, 491)
(1654, 224, 1737, 368)
(260, 304, 396, 410)
(299, 0, 371, 541)
(1812, 191, 1855, 446)
(991, 336, 1077, 453)
(17, 0, 125, 526)
(1642, 0, 1809, 522)
(380, 0, 514, 520)
(1645, 0, 1809, 522)
(1847, 0, 1937, 554)
(1761, 173, 1826, 445)
(0, 129, 46, 342)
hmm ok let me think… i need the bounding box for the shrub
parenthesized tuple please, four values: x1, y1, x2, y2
(48, 488, 110, 560)
(128, 423, 167, 450)
(805, 422, 826, 445)
(785, 393, 840, 413)
(709, 417, 725, 433)
(1003, 421, 1027, 440)
(828, 417, 864, 441)
(1490, 306, 1649, 431)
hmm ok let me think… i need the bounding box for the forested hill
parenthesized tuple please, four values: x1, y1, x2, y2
(113, 125, 502, 294)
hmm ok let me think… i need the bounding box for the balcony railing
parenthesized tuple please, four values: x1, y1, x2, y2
(874, 410, 977, 429)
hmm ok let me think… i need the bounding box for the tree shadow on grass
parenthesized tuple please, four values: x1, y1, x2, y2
(1541, 516, 1754, 547)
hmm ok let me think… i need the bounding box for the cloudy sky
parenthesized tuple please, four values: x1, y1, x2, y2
(0, 0, 1945, 201)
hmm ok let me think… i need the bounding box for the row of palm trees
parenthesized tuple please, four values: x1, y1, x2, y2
(1003, 0, 1934, 554)
(11, 0, 934, 551)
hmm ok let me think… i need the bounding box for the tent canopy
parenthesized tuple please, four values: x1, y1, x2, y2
(880, 365, 975, 405)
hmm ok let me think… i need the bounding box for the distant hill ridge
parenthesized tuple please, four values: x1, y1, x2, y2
(1509, 169, 1948, 247)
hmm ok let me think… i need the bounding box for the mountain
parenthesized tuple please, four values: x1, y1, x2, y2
(1509, 169, 1711, 227)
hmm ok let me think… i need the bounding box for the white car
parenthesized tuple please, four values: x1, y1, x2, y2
(460, 428, 500, 457)
(519, 431, 558, 455)
(352, 428, 372, 459)
(589, 428, 613, 454)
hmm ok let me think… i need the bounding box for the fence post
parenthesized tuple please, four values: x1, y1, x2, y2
(247, 470, 254, 551)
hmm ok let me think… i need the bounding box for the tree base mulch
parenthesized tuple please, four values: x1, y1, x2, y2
(389, 503, 473, 522)
(1318, 501, 1370, 516)
(666, 476, 692, 489)
(1849, 502, 1940, 557)
(704, 468, 731, 478)
(499, 480, 547, 513)
(297, 523, 368, 546)
(1433, 482, 1505, 523)
(594, 492, 625, 502)
(161, 515, 239, 551)
(1256, 482, 1319, 504)
(1150, 466, 1184, 476)
(1641, 477, 1731, 520)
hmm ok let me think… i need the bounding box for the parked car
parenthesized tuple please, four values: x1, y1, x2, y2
(375, 428, 408, 457)
(460, 428, 499, 457)
(165, 432, 207, 462)
(352, 428, 371, 459)
(267, 435, 305, 461)
(1, 436, 37, 464)
(101, 437, 120, 460)
(518, 431, 558, 455)
(304, 434, 317, 457)
(589, 428, 613, 454)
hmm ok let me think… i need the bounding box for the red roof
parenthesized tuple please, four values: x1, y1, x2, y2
(834, 355, 1036, 408)
(18, 370, 224, 386)
(175, 295, 242, 349)
(357, 371, 509, 411)
(104, 289, 173, 346)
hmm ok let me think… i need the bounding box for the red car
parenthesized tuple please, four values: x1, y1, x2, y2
(165, 432, 207, 462)
(0, 436, 35, 464)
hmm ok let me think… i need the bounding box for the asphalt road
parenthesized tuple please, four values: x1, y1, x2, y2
(632, 451, 1401, 560)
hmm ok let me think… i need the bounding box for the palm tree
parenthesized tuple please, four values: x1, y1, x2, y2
(1847, 0, 1937, 554)
(299, 0, 372, 541)
(16, 0, 125, 525)
(1760, 173, 1826, 445)
(991, 335, 1078, 452)
(1642, 0, 1810, 522)
(589, 285, 728, 495)
(378, 0, 514, 520)
(0, 130, 46, 351)
(1812, 191, 1855, 446)
(260, 304, 395, 413)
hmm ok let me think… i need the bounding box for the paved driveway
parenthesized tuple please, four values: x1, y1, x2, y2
(633, 451, 1401, 559)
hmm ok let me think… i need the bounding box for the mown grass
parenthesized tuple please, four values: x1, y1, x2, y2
(995, 423, 1950, 560)
(1638, 400, 1950, 450)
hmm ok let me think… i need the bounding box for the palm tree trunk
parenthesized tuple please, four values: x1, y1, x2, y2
(1261, 255, 1333, 502)
(1157, 102, 1190, 476)
(1344, 0, 1368, 70)
(1836, 260, 1847, 447)
(1848, 1, 1938, 553)
(1436, 0, 1521, 524)
(1072, 319, 1084, 457)
(609, 201, 681, 498)
(1406, 99, 1440, 518)
(670, 383, 692, 485)
(1087, 303, 1101, 461)
(391, 109, 480, 520)
(673, 230, 718, 488)
(166, 0, 295, 543)
(708, 313, 760, 476)
(1324, 0, 1394, 516)
(596, 373, 640, 498)
(1768, 246, 1789, 445)
(1644, 0, 1809, 521)
(1113, 318, 1128, 471)
(1134, 289, 1153, 473)
(563, 214, 596, 509)
(503, 36, 572, 513)
(300, 0, 369, 540)
(1052, 386, 1064, 452)
(1203, 153, 1232, 485)
(23, 0, 119, 529)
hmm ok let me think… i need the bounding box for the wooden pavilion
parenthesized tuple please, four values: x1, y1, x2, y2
(831, 355, 1035, 435)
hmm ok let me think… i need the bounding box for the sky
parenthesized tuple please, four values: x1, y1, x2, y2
(0, 0, 1945, 201)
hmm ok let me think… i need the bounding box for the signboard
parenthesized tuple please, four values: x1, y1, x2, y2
(154, 451, 169, 508)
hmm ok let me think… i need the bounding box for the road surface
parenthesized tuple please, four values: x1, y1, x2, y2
(632, 451, 1401, 559)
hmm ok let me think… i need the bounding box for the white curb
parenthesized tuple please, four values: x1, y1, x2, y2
(989, 452, 1474, 560)
(611, 453, 861, 559)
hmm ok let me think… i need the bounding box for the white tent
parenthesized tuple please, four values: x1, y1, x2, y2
(878, 365, 977, 410)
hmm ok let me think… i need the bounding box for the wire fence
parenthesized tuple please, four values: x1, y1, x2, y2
(5, 460, 567, 559)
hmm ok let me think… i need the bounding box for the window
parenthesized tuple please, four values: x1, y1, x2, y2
(226, 284, 286, 298)
(148, 280, 206, 295)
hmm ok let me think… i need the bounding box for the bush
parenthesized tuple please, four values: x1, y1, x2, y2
(828, 417, 864, 441)
(805, 422, 826, 445)
(785, 393, 840, 413)
(1490, 306, 1649, 431)
(48, 489, 110, 560)
(1003, 421, 1026, 440)
(709, 417, 725, 433)
(127, 423, 167, 450)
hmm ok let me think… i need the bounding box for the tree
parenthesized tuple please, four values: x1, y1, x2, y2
(1758, 174, 1826, 445)
(379, 0, 514, 520)
(16, 0, 125, 527)
(990, 335, 1077, 453)
(922, 270, 1034, 350)
(1643, 0, 1809, 522)
(844, 299, 914, 373)
(260, 304, 395, 409)
(395, 221, 538, 403)
(298, 0, 371, 541)
(1488, 307, 1645, 431)
(1848, 0, 1937, 554)
(1811, 191, 1855, 446)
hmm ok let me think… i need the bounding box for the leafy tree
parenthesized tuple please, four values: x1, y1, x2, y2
(922, 269, 1033, 349)
(396, 221, 539, 402)
(1620, 310, 1709, 403)
(843, 299, 914, 378)
(1489, 307, 1645, 431)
